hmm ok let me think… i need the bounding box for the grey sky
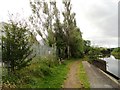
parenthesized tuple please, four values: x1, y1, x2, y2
(0, 0, 119, 48)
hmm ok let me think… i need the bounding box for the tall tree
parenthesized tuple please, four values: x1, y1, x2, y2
(30, 0, 84, 59)
(29, 0, 54, 44)
(70, 27, 84, 58)
(30, 1, 66, 59)
(62, 0, 84, 58)
(52, 2, 66, 59)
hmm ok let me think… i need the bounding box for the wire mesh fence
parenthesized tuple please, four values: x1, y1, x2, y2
(32, 43, 56, 57)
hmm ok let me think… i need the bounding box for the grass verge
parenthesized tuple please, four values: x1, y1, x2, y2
(32, 61, 71, 88)
(79, 60, 90, 88)
(17, 60, 72, 88)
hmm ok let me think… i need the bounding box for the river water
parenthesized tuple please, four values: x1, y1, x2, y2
(100, 55, 120, 78)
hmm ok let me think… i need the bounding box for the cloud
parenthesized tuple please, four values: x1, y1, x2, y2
(0, 0, 119, 48)
(0, 0, 32, 22)
(71, 0, 119, 48)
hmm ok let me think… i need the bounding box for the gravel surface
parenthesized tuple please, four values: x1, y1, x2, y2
(63, 60, 83, 88)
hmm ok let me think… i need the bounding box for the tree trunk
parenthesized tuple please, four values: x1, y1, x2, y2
(67, 45, 70, 59)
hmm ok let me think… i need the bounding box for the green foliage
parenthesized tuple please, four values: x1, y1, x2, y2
(2, 72, 36, 88)
(2, 20, 34, 73)
(53, 2, 67, 59)
(27, 55, 58, 78)
(70, 28, 84, 58)
(38, 62, 70, 88)
(112, 47, 120, 52)
(79, 61, 90, 88)
(99, 47, 111, 58)
(62, 0, 84, 58)
(47, 29, 55, 47)
(2, 74, 19, 84)
(3, 56, 71, 88)
(111, 47, 120, 59)
(83, 40, 91, 55)
(30, 0, 84, 59)
(2, 55, 58, 88)
(88, 47, 101, 61)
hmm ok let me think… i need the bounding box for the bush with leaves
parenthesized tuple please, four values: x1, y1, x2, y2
(111, 47, 120, 59)
(2, 20, 34, 73)
(88, 47, 101, 61)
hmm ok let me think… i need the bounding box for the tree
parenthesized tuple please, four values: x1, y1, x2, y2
(29, 0, 84, 59)
(83, 40, 91, 55)
(88, 47, 101, 60)
(29, 0, 54, 44)
(62, 0, 84, 58)
(2, 20, 34, 73)
(30, 1, 66, 59)
(70, 27, 84, 58)
(52, 2, 66, 59)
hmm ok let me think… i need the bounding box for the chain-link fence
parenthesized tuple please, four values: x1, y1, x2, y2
(32, 43, 56, 57)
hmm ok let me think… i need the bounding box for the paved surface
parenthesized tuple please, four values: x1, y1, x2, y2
(82, 61, 120, 88)
(63, 60, 83, 88)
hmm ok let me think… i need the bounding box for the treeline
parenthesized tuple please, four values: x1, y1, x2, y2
(2, 0, 115, 75)
(29, 0, 84, 59)
(2, 0, 107, 75)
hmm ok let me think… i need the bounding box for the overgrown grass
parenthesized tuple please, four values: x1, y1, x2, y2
(20, 60, 72, 88)
(2, 55, 72, 88)
(79, 60, 90, 88)
(35, 62, 71, 88)
(2, 56, 90, 88)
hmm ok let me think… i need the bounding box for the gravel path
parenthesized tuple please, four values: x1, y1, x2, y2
(82, 61, 120, 88)
(63, 60, 83, 88)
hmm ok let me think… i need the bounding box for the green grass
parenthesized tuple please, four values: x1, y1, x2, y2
(2, 55, 72, 88)
(3, 56, 90, 88)
(112, 53, 120, 60)
(17, 58, 90, 88)
(79, 60, 90, 88)
(17, 60, 72, 88)
(34, 64, 68, 88)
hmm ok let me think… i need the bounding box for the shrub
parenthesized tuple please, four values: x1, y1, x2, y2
(2, 55, 59, 88)
(88, 47, 101, 61)
(2, 74, 19, 84)
(111, 47, 120, 59)
(40, 64, 52, 76)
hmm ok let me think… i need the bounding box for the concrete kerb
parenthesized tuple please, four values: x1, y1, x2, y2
(98, 68, 120, 87)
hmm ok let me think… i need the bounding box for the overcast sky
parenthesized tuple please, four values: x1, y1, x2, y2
(0, 0, 119, 48)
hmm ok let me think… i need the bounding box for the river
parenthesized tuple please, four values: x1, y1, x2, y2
(100, 55, 120, 78)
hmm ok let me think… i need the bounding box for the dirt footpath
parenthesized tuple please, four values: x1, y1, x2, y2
(63, 60, 83, 88)
(82, 61, 120, 88)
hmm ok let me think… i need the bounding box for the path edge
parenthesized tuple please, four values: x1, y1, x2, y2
(98, 68, 120, 86)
